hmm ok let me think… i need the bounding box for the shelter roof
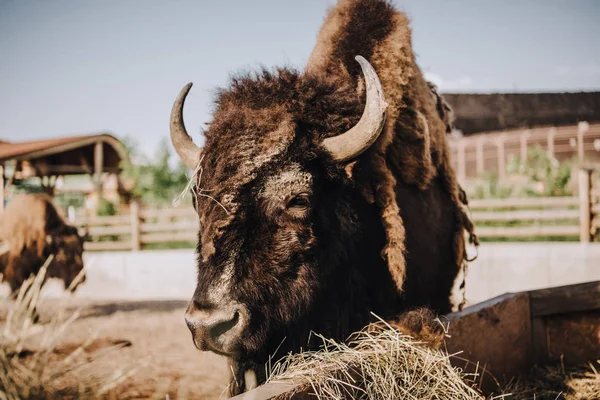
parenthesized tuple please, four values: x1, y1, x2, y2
(0, 133, 128, 176)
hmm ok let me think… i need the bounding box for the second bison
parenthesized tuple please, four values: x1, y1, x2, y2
(0, 194, 86, 294)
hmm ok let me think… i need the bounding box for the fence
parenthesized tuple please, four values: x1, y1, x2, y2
(77, 204, 198, 251)
(76, 170, 600, 251)
(449, 122, 600, 181)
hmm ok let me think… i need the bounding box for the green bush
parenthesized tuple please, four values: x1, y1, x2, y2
(468, 146, 575, 199)
(96, 197, 116, 217)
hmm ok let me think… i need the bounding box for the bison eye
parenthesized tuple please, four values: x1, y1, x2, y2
(286, 194, 310, 210)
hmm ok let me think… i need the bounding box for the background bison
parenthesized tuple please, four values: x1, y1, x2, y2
(0, 194, 86, 294)
(170, 0, 476, 394)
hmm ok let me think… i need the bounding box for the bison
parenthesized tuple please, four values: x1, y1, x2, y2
(170, 0, 477, 394)
(0, 194, 86, 294)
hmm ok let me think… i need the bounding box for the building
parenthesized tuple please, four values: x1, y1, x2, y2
(0, 133, 129, 214)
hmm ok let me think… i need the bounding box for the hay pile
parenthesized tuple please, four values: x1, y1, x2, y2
(267, 314, 599, 400)
(268, 318, 483, 400)
(502, 361, 600, 400)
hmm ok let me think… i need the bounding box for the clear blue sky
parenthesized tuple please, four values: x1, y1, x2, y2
(1, 0, 599, 156)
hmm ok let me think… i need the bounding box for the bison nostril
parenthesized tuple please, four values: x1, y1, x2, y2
(185, 305, 245, 355)
(210, 311, 240, 340)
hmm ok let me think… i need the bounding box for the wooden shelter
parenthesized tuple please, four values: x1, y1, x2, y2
(0, 133, 129, 211)
(445, 91, 600, 135)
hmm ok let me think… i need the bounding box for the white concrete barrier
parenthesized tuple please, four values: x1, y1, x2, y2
(1, 244, 599, 303)
(464, 242, 600, 304)
(33, 249, 197, 300)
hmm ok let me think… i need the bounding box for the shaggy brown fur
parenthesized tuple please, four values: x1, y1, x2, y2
(306, 0, 477, 291)
(363, 308, 446, 350)
(0, 194, 85, 293)
(183, 0, 477, 394)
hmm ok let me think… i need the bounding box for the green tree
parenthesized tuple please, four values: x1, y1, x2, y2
(120, 137, 192, 207)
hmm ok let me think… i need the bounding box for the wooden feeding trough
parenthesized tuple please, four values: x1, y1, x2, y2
(232, 280, 600, 399)
(446, 280, 600, 392)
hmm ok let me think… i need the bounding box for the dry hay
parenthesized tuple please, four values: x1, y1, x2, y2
(267, 314, 599, 400)
(0, 257, 141, 399)
(268, 317, 484, 400)
(501, 360, 600, 400)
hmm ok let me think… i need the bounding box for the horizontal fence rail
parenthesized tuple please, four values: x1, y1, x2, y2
(75, 170, 599, 251)
(468, 195, 584, 241)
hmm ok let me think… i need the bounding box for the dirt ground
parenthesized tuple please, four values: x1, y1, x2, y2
(4, 298, 598, 399)
(11, 299, 231, 399)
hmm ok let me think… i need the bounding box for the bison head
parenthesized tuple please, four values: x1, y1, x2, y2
(46, 227, 86, 291)
(172, 57, 400, 385)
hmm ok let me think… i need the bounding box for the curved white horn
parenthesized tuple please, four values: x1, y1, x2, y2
(170, 82, 202, 168)
(322, 56, 388, 162)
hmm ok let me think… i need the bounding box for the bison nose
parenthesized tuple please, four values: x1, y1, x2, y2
(185, 302, 246, 356)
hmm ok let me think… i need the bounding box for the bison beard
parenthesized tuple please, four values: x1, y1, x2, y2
(172, 0, 477, 395)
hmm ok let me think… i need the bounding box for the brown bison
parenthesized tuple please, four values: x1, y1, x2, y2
(170, 0, 477, 394)
(0, 194, 86, 294)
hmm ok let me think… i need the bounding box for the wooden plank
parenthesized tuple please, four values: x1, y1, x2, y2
(84, 241, 132, 251)
(140, 208, 196, 219)
(529, 281, 600, 317)
(469, 197, 578, 209)
(475, 225, 580, 238)
(545, 311, 600, 365)
(75, 215, 131, 226)
(87, 225, 131, 235)
(140, 232, 197, 243)
(130, 201, 141, 251)
(94, 141, 103, 193)
(496, 136, 506, 180)
(471, 209, 579, 222)
(140, 221, 198, 233)
(531, 317, 549, 364)
(579, 169, 592, 243)
(446, 292, 533, 391)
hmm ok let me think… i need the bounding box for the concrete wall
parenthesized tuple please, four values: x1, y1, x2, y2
(2, 243, 599, 304)
(0, 249, 197, 300)
(463, 242, 600, 304)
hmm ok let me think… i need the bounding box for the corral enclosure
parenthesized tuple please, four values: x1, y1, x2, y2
(1, 0, 600, 397)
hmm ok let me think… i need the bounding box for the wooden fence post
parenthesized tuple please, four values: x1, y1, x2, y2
(496, 136, 506, 180)
(520, 130, 530, 173)
(130, 201, 141, 251)
(547, 127, 556, 161)
(578, 169, 592, 243)
(577, 122, 589, 166)
(476, 137, 484, 176)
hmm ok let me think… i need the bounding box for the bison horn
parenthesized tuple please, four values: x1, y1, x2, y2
(322, 56, 388, 162)
(170, 82, 203, 168)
